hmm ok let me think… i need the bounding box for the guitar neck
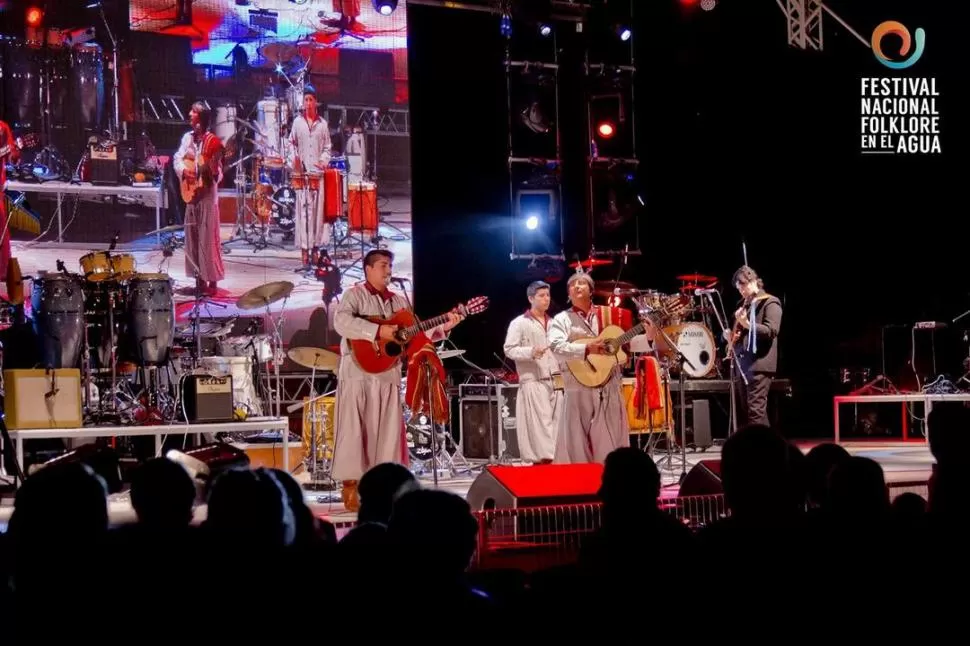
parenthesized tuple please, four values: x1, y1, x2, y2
(404, 312, 451, 338)
(614, 320, 647, 347)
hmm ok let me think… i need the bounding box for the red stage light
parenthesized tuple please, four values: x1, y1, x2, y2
(597, 121, 616, 138)
(25, 6, 42, 27)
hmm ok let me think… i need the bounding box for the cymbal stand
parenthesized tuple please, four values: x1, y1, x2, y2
(190, 292, 227, 369)
(654, 326, 694, 484)
(264, 296, 290, 419)
(701, 290, 745, 436)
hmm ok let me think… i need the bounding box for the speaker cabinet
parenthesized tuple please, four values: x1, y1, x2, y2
(459, 385, 519, 460)
(679, 459, 723, 497)
(466, 464, 603, 542)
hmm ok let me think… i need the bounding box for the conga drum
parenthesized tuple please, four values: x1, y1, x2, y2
(323, 168, 342, 222)
(347, 182, 378, 233)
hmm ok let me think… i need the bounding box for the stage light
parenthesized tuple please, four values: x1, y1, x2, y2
(526, 215, 539, 230)
(539, 23, 552, 37)
(700, 0, 718, 10)
(25, 6, 42, 26)
(616, 25, 631, 41)
(597, 121, 616, 138)
(373, 0, 398, 15)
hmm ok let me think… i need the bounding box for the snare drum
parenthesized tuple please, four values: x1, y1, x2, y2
(347, 182, 378, 233)
(218, 334, 273, 363)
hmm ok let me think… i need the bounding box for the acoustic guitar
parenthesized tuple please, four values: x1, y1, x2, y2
(565, 308, 664, 388)
(180, 133, 220, 205)
(350, 296, 489, 374)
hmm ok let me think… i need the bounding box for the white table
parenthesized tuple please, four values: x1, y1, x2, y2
(7, 180, 166, 245)
(4, 417, 291, 475)
(832, 393, 970, 443)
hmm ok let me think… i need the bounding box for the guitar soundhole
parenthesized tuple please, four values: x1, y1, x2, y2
(385, 342, 402, 358)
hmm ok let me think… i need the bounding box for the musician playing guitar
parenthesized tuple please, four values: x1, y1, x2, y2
(332, 249, 465, 511)
(0, 118, 22, 277)
(548, 270, 633, 464)
(727, 265, 783, 428)
(173, 102, 225, 295)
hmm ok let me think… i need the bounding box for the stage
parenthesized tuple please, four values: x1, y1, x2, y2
(0, 439, 935, 533)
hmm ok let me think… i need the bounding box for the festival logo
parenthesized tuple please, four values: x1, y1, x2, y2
(871, 20, 925, 70)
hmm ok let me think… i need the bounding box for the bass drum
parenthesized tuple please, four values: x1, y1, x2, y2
(271, 186, 296, 232)
(32, 273, 86, 369)
(656, 322, 717, 379)
(402, 377, 439, 462)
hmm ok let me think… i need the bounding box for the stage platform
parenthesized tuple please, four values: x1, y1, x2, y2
(0, 440, 935, 533)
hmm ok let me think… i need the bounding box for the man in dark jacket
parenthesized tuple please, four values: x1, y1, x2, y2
(729, 265, 783, 427)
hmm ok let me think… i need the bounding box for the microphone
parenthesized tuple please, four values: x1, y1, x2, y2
(109, 231, 120, 252)
(695, 288, 718, 295)
(390, 276, 410, 284)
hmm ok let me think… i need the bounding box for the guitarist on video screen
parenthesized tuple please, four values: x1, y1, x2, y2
(0, 117, 21, 276)
(173, 102, 225, 295)
(548, 269, 632, 464)
(332, 249, 465, 510)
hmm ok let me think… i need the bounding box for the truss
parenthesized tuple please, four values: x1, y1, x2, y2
(782, 0, 823, 51)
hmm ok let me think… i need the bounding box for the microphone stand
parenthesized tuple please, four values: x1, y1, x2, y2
(654, 325, 695, 484)
(702, 291, 746, 436)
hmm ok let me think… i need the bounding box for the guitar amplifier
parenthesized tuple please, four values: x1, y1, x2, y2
(182, 374, 234, 422)
(89, 142, 119, 186)
(2, 369, 83, 429)
(458, 384, 519, 460)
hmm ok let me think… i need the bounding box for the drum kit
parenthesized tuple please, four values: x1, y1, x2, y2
(213, 66, 353, 262)
(593, 269, 725, 381)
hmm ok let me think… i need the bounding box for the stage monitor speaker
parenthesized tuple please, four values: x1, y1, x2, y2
(679, 459, 723, 497)
(466, 464, 604, 511)
(467, 464, 604, 542)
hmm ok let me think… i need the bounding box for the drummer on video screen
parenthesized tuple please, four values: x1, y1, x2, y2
(286, 85, 332, 270)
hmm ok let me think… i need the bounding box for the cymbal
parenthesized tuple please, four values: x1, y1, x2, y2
(259, 42, 298, 63)
(569, 258, 612, 269)
(287, 346, 340, 371)
(594, 281, 636, 297)
(676, 273, 717, 283)
(236, 281, 294, 310)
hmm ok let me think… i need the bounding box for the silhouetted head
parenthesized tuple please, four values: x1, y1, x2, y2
(388, 489, 478, 578)
(358, 462, 419, 524)
(9, 461, 109, 546)
(828, 457, 889, 519)
(599, 447, 661, 511)
(206, 468, 295, 548)
(928, 404, 970, 467)
(804, 443, 851, 509)
(130, 457, 196, 529)
(720, 425, 803, 520)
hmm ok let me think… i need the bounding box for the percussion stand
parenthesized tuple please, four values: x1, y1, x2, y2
(653, 327, 696, 484)
(190, 293, 227, 369)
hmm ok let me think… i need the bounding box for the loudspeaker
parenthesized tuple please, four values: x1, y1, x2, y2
(692, 398, 712, 449)
(679, 459, 723, 497)
(466, 464, 604, 511)
(467, 464, 604, 543)
(459, 385, 519, 460)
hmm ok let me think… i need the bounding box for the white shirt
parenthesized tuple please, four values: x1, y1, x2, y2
(503, 311, 560, 383)
(287, 114, 332, 173)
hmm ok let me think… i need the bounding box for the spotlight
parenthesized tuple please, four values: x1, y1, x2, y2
(539, 23, 552, 37)
(700, 0, 717, 10)
(597, 121, 616, 138)
(616, 25, 631, 41)
(526, 215, 539, 230)
(373, 0, 397, 15)
(25, 6, 42, 26)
